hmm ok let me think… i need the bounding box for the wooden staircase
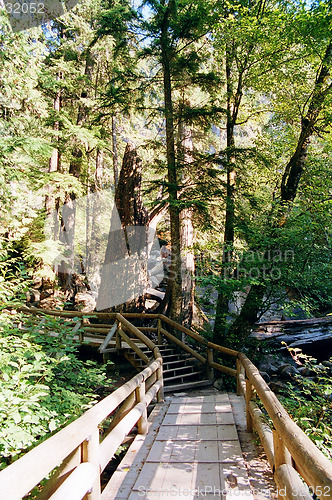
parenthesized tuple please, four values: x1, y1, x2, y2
(124, 343, 214, 392)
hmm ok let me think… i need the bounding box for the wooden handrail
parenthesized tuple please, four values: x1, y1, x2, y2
(0, 357, 163, 500)
(159, 314, 238, 357)
(238, 352, 332, 496)
(158, 314, 238, 377)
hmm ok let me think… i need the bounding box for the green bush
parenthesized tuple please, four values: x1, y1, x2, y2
(277, 348, 332, 460)
(0, 312, 113, 468)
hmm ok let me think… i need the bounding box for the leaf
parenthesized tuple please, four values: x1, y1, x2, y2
(48, 420, 57, 432)
(12, 411, 22, 424)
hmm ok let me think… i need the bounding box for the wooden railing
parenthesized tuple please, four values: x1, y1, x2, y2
(0, 313, 163, 500)
(5, 307, 332, 500)
(237, 353, 332, 500)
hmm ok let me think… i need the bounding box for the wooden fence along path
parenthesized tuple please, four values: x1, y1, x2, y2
(0, 308, 331, 500)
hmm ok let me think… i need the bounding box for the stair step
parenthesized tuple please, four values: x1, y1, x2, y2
(163, 357, 197, 368)
(157, 349, 177, 355)
(164, 379, 214, 393)
(163, 365, 196, 375)
(160, 353, 181, 359)
(163, 370, 204, 383)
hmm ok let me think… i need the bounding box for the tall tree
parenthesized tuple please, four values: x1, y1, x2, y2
(225, 3, 332, 342)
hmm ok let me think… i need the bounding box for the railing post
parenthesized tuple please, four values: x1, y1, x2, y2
(236, 358, 244, 396)
(157, 362, 164, 403)
(80, 318, 88, 343)
(116, 327, 123, 350)
(81, 429, 101, 500)
(245, 378, 253, 433)
(157, 318, 162, 345)
(273, 429, 293, 500)
(273, 429, 292, 469)
(206, 348, 214, 380)
(136, 381, 148, 434)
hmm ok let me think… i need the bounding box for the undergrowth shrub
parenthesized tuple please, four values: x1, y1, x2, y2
(0, 311, 114, 469)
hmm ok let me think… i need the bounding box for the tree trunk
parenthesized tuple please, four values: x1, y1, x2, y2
(97, 142, 149, 312)
(45, 73, 61, 218)
(112, 115, 119, 188)
(57, 50, 95, 290)
(177, 109, 195, 327)
(160, 13, 182, 323)
(214, 42, 239, 344)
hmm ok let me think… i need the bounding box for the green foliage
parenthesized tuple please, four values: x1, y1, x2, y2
(0, 243, 31, 306)
(0, 312, 113, 468)
(277, 347, 332, 460)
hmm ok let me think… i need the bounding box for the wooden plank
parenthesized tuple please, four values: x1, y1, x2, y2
(146, 439, 243, 463)
(222, 462, 254, 499)
(99, 322, 118, 353)
(106, 391, 254, 500)
(160, 328, 206, 364)
(170, 394, 230, 404)
(167, 402, 232, 414)
(101, 404, 170, 500)
(162, 411, 235, 426)
(129, 462, 227, 499)
(119, 329, 150, 364)
(48, 463, 97, 500)
(274, 464, 312, 500)
(159, 314, 238, 357)
(155, 424, 238, 441)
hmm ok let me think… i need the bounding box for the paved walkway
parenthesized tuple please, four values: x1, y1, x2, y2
(102, 392, 261, 499)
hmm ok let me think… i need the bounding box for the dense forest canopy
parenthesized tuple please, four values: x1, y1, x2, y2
(0, 0, 331, 344)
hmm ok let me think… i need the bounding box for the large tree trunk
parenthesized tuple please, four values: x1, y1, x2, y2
(160, 15, 182, 322)
(177, 112, 195, 327)
(214, 42, 241, 344)
(112, 115, 119, 188)
(228, 41, 332, 342)
(97, 142, 149, 312)
(57, 50, 95, 290)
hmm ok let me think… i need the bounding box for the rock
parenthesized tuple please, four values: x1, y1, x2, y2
(322, 360, 332, 369)
(259, 371, 270, 383)
(269, 381, 286, 394)
(40, 297, 63, 309)
(258, 361, 279, 376)
(74, 292, 96, 312)
(40, 289, 54, 300)
(33, 276, 43, 289)
(297, 366, 314, 377)
(279, 364, 300, 379)
(26, 289, 40, 304)
(213, 378, 224, 391)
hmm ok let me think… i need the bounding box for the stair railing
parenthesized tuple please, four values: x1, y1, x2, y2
(158, 314, 238, 379)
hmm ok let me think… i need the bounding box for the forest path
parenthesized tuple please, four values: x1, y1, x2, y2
(102, 390, 276, 500)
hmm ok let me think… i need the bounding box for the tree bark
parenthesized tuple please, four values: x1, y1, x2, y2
(45, 72, 61, 218)
(177, 107, 196, 327)
(97, 142, 149, 312)
(214, 41, 241, 343)
(160, 9, 182, 322)
(112, 115, 119, 188)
